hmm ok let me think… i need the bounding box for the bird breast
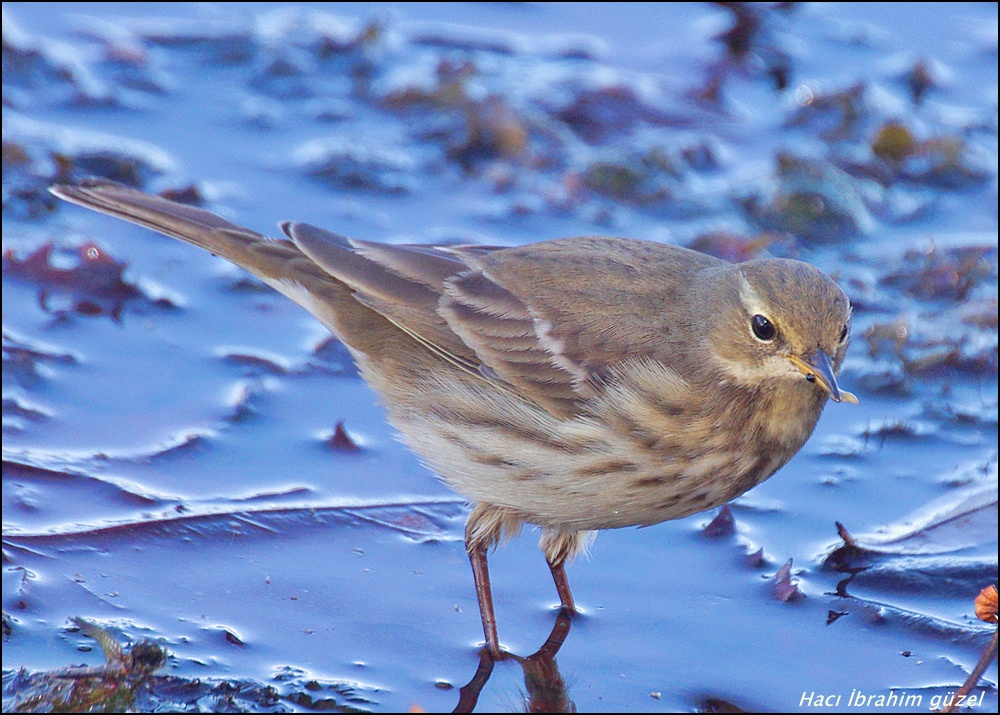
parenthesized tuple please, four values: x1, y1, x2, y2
(381, 355, 806, 532)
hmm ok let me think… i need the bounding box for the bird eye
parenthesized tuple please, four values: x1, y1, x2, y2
(751, 314, 776, 341)
(839, 323, 849, 343)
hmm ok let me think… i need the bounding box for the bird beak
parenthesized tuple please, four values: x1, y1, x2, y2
(787, 350, 859, 404)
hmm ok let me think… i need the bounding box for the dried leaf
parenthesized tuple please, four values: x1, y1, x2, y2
(327, 420, 361, 452)
(975, 585, 998, 624)
(772, 558, 803, 602)
(3, 241, 141, 320)
(703, 505, 735, 538)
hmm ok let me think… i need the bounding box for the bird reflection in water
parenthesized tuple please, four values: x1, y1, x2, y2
(454, 610, 574, 713)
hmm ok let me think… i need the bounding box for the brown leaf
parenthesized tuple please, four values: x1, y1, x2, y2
(703, 505, 735, 538)
(327, 420, 360, 452)
(772, 558, 803, 602)
(975, 585, 998, 624)
(3, 241, 141, 319)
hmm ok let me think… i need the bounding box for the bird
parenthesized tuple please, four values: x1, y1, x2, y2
(50, 178, 857, 657)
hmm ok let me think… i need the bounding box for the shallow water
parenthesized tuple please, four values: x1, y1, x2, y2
(3, 3, 997, 712)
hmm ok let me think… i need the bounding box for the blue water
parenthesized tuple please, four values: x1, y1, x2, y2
(3, 3, 997, 712)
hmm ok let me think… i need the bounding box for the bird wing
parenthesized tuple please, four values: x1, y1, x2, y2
(286, 223, 576, 410)
(442, 237, 721, 416)
(289, 225, 719, 418)
(282, 222, 485, 377)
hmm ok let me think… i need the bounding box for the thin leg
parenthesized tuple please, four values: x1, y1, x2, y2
(547, 559, 576, 613)
(469, 544, 501, 657)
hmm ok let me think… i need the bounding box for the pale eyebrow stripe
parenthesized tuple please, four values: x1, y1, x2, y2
(737, 271, 771, 320)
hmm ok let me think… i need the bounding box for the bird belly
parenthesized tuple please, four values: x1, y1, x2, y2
(388, 399, 789, 532)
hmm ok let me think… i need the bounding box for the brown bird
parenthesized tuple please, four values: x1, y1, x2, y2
(50, 178, 857, 656)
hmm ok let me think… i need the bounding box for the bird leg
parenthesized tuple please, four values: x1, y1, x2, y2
(465, 506, 585, 655)
(540, 528, 592, 614)
(468, 543, 501, 657)
(465, 502, 525, 656)
(547, 558, 576, 613)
